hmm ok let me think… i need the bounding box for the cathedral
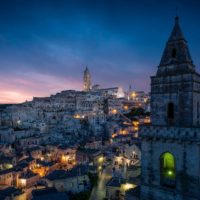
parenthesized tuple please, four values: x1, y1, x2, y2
(140, 17, 200, 200)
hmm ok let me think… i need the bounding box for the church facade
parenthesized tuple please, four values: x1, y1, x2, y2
(140, 17, 200, 200)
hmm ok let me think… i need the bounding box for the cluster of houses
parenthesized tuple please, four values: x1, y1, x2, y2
(0, 123, 142, 199)
(0, 79, 148, 199)
(0, 139, 103, 199)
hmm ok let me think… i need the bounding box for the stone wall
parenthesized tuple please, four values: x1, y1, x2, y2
(151, 73, 200, 127)
(140, 125, 200, 200)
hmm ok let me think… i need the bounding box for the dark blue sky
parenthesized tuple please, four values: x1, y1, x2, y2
(0, 0, 200, 103)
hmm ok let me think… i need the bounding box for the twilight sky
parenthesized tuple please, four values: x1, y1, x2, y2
(0, 0, 200, 103)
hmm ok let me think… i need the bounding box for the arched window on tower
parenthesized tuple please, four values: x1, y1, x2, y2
(160, 152, 176, 187)
(167, 102, 174, 123)
(172, 48, 177, 58)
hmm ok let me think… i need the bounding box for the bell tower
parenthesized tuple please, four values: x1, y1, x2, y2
(140, 17, 200, 200)
(151, 16, 200, 127)
(83, 67, 91, 92)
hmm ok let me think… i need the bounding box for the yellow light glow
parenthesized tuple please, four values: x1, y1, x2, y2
(74, 114, 84, 119)
(74, 114, 81, 119)
(119, 129, 127, 135)
(37, 170, 44, 177)
(98, 156, 104, 164)
(4, 164, 13, 169)
(40, 157, 44, 161)
(123, 122, 131, 125)
(124, 105, 128, 110)
(20, 179, 26, 186)
(115, 156, 121, 163)
(32, 167, 46, 177)
(112, 133, 117, 138)
(131, 92, 136, 98)
(133, 121, 139, 126)
(98, 166, 102, 170)
(61, 155, 69, 163)
(112, 109, 117, 114)
(122, 183, 135, 191)
(144, 98, 148, 103)
(144, 117, 151, 124)
(167, 170, 173, 176)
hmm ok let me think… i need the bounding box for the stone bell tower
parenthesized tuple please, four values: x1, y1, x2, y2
(83, 67, 91, 92)
(140, 17, 200, 200)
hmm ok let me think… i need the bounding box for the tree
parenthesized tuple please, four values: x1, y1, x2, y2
(125, 107, 145, 119)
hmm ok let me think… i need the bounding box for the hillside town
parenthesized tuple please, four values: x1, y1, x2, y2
(1, 0, 200, 199)
(0, 67, 150, 200)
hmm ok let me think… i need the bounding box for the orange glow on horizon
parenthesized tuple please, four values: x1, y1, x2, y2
(0, 73, 82, 104)
(0, 91, 32, 104)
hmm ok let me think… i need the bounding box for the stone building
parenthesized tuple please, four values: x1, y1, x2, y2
(44, 165, 90, 193)
(140, 17, 200, 200)
(83, 67, 91, 92)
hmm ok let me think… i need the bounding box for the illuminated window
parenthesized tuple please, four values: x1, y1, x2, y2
(160, 152, 176, 187)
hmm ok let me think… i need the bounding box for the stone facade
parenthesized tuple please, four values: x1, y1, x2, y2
(140, 17, 200, 200)
(151, 16, 200, 127)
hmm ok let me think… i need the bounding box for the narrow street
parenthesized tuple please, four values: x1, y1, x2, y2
(89, 165, 112, 200)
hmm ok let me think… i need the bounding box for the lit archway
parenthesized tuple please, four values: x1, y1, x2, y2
(160, 152, 176, 183)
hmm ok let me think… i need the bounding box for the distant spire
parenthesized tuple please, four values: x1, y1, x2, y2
(129, 84, 132, 92)
(83, 66, 91, 92)
(85, 66, 89, 72)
